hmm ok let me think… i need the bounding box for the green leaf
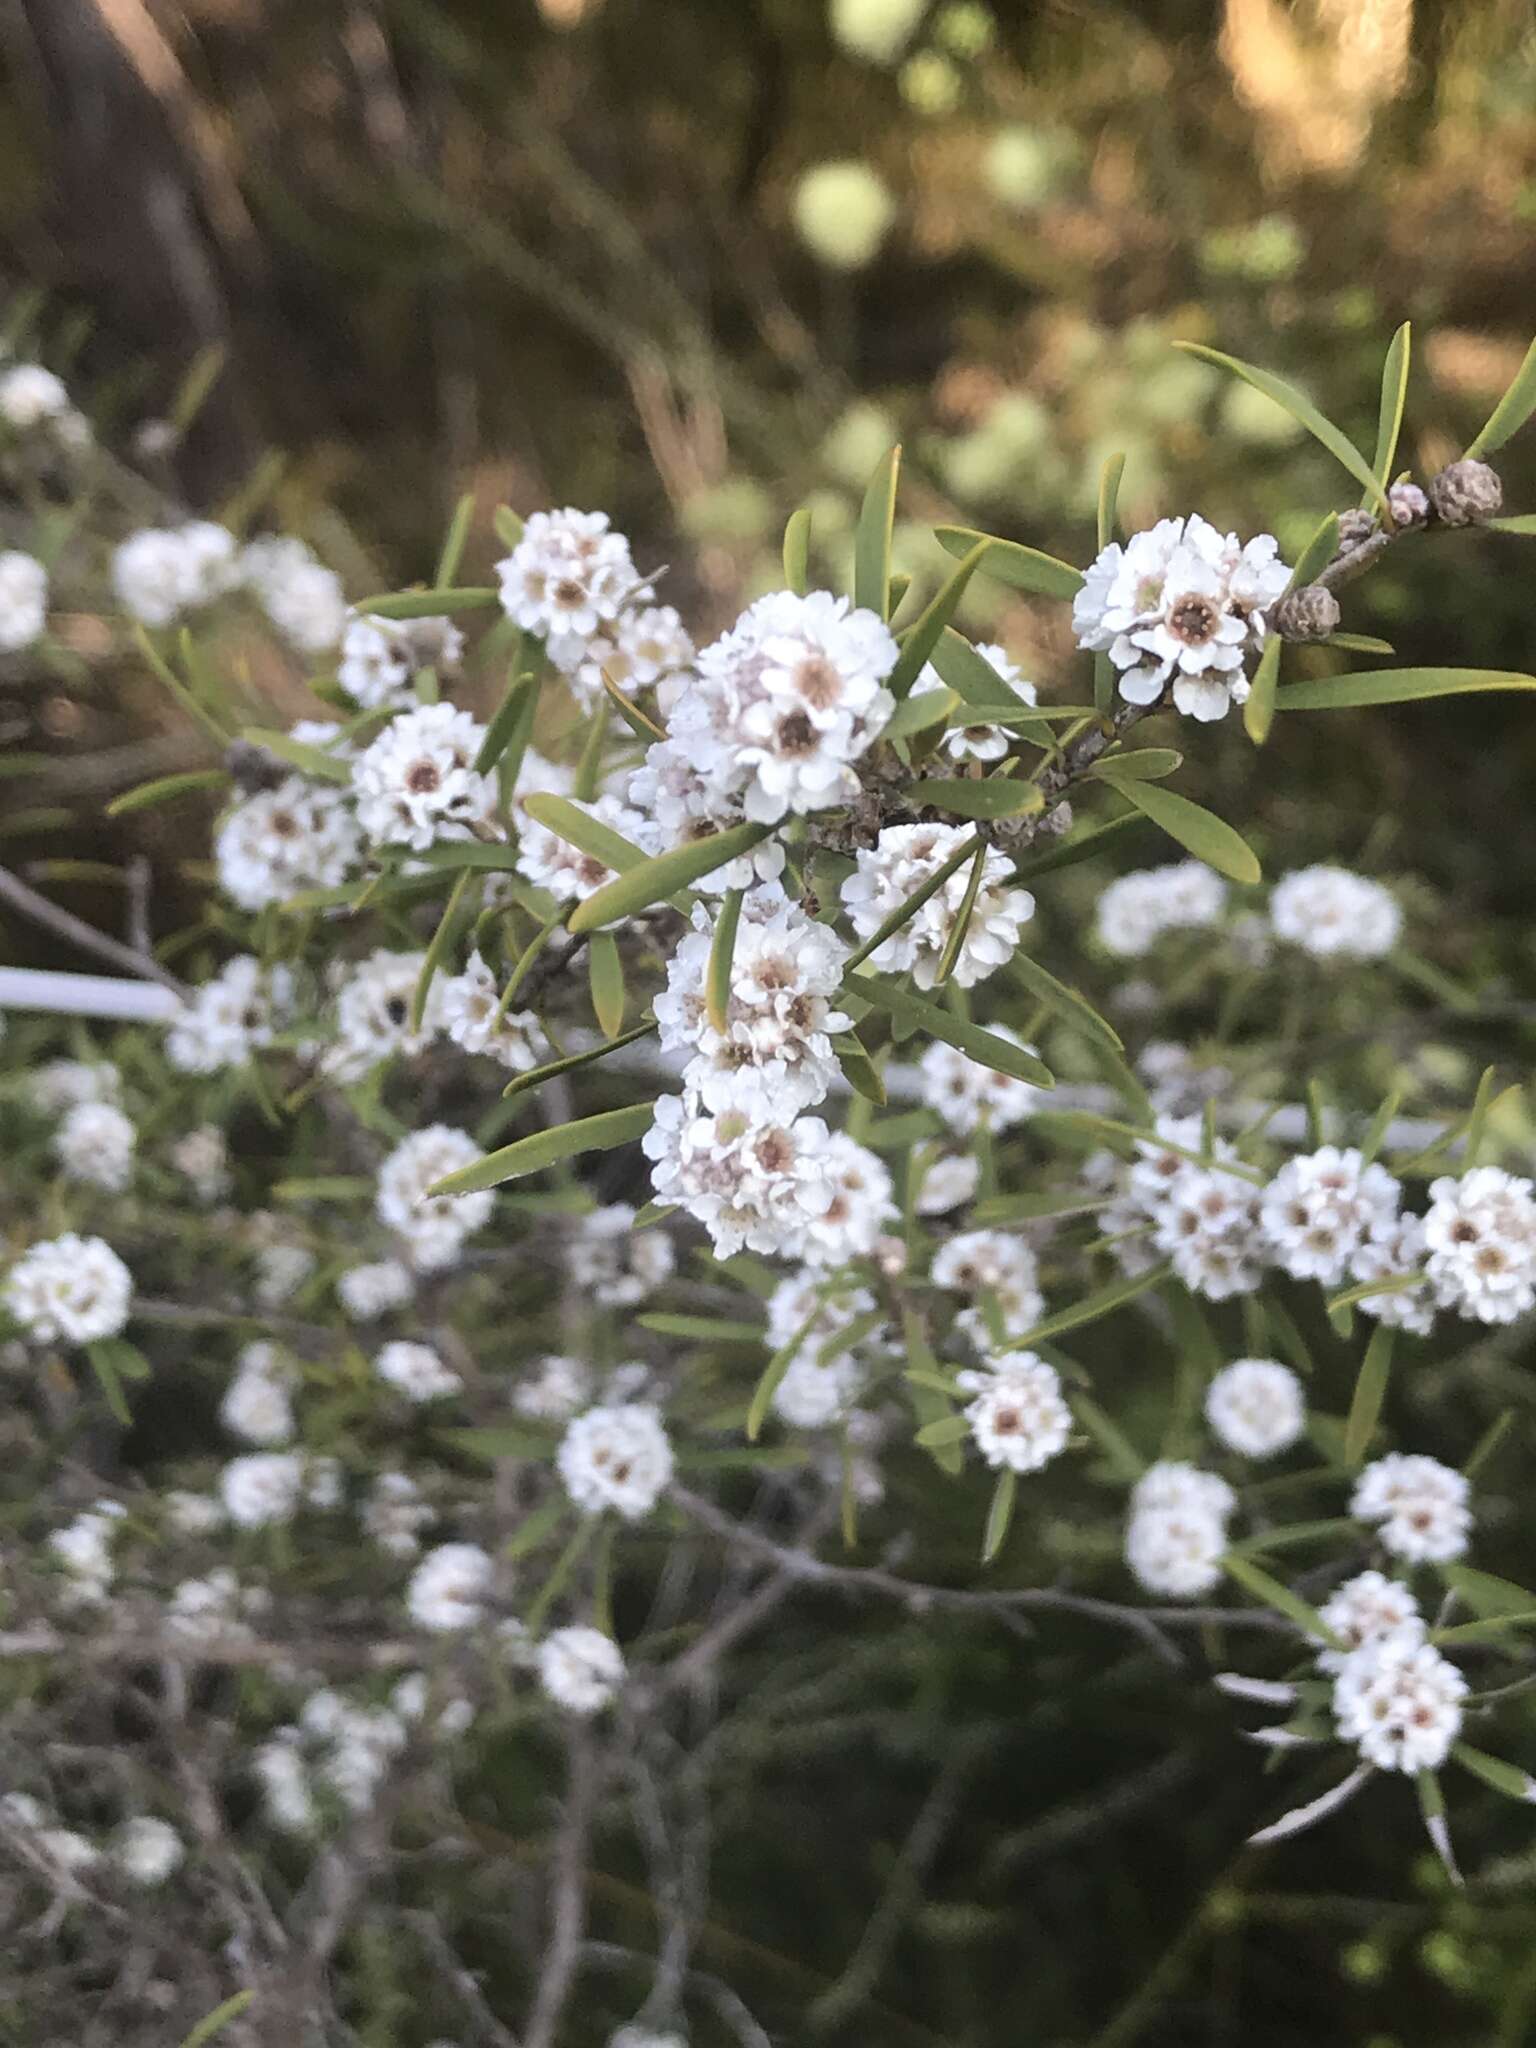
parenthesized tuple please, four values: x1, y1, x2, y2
(1342, 1323, 1395, 1469)
(494, 506, 524, 550)
(475, 660, 536, 773)
(1243, 632, 1284, 746)
(981, 1467, 1017, 1563)
(782, 507, 812, 595)
(271, 1175, 374, 1202)
(933, 839, 989, 987)
(855, 445, 901, 618)
(926, 626, 1034, 714)
(637, 1314, 764, 1343)
(435, 491, 477, 586)
(1486, 513, 1536, 535)
(599, 665, 665, 741)
(408, 840, 525, 873)
(168, 342, 227, 436)
(1092, 775, 1260, 884)
(932, 526, 1083, 600)
(1004, 1259, 1172, 1351)
(1324, 632, 1396, 654)
(521, 792, 647, 878)
(412, 867, 477, 1030)
(883, 686, 958, 739)
(903, 1307, 963, 1474)
(903, 774, 1044, 820)
(177, 1992, 256, 2048)
(1005, 949, 1123, 1053)
(565, 820, 774, 934)
(887, 542, 990, 699)
(1085, 747, 1183, 783)
(849, 972, 1054, 1087)
(1097, 451, 1126, 547)
(1452, 1743, 1536, 1804)
(842, 828, 981, 970)
(1071, 1392, 1145, 1481)
(747, 1308, 820, 1442)
(1277, 667, 1536, 711)
(1465, 333, 1536, 458)
(1009, 809, 1147, 881)
(1371, 323, 1412, 490)
(1433, 1613, 1536, 1647)
(106, 769, 229, 816)
(834, 1031, 886, 1106)
(85, 1340, 133, 1425)
(237, 728, 351, 784)
(1439, 1563, 1536, 1618)
(355, 586, 499, 619)
(915, 1413, 973, 1449)
(706, 888, 744, 1035)
(427, 1103, 654, 1195)
(1223, 1552, 1340, 1648)
(501, 1020, 655, 1100)
(571, 694, 611, 802)
(588, 931, 626, 1035)
(1172, 343, 1389, 513)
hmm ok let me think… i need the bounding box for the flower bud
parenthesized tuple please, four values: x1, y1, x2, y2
(873, 1234, 908, 1279)
(1336, 508, 1377, 552)
(1274, 584, 1341, 642)
(225, 739, 290, 793)
(1429, 457, 1503, 526)
(1387, 480, 1429, 529)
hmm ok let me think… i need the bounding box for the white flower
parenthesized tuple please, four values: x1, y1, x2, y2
(1315, 1570, 1423, 1675)
(656, 887, 851, 1116)
(352, 702, 499, 852)
(1349, 1211, 1436, 1335)
(1270, 866, 1402, 961)
(5, 1234, 132, 1344)
(958, 1351, 1071, 1472)
(363, 1472, 435, 1558)
(800, 1131, 894, 1265)
(537, 1625, 625, 1715)
(1333, 1629, 1466, 1773)
(567, 1204, 675, 1307)
(1125, 1460, 1235, 1599)
(28, 1059, 120, 1113)
(216, 775, 360, 911)
(112, 522, 238, 626)
(1132, 1460, 1237, 1519)
(375, 1340, 462, 1404)
(242, 535, 347, 652)
(914, 643, 1035, 764)
(516, 791, 649, 918)
(53, 1101, 135, 1191)
(840, 823, 1034, 988)
(253, 1738, 318, 1834)
(558, 1404, 674, 1520)
(513, 1355, 593, 1422)
(1423, 1166, 1536, 1326)
(1260, 1146, 1400, 1287)
(170, 1125, 230, 1202)
(496, 508, 639, 643)
(110, 1817, 184, 1887)
(1204, 1358, 1305, 1459)
(323, 947, 445, 1082)
(253, 1241, 314, 1309)
(0, 362, 70, 428)
(1073, 514, 1289, 722)
(626, 736, 787, 895)
(437, 949, 546, 1070)
(337, 1260, 414, 1321)
(1352, 1452, 1471, 1563)
(0, 550, 47, 649)
(164, 1491, 224, 1537)
(407, 1543, 493, 1631)
(166, 1569, 268, 1641)
(376, 1124, 494, 1270)
(219, 1452, 307, 1528)
(572, 603, 694, 707)
(1132, 1124, 1267, 1302)
(642, 1093, 848, 1260)
(165, 956, 289, 1074)
(221, 1342, 297, 1444)
(48, 1506, 122, 1604)
(915, 1152, 980, 1215)
(919, 1035, 1043, 1135)
(764, 1270, 879, 1427)
(1095, 862, 1228, 958)
(931, 1230, 1043, 1349)
(338, 611, 464, 709)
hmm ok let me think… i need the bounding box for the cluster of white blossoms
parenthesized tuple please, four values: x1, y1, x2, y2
(919, 1033, 1043, 1134)
(1260, 1145, 1401, 1287)
(165, 955, 290, 1073)
(352, 701, 499, 851)
(0, 548, 47, 649)
(338, 610, 465, 709)
(496, 507, 644, 651)
(216, 767, 361, 912)
(1125, 1461, 1236, 1598)
(513, 1353, 593, 1423)
(0, 359, 91, 447)
(1073, 513, 1291, 722)
(221, 1341, 298, 1445)
(170, 1123, 231, 1203)
(1, 1795, 183, 1888)
(841, 823, 1034, 989)
(931, 1228, 1043, 1349)
(1270, 865, 1402, 962)
(1099, 1115, 1266, 1301)
(958, 1350, 1072, 1473)
(1351, 1452, 1471, 1563)
(112, 520, 240, 627)
(557, 1402, 674, 1519)
(52, 1099, 136, 1191)
(537, 1624, 626, 1716)
(322, 947, 442, 1081)
(1332, 1629, 1468, 1774)
(375, 1339, 462, 1404)
(407, 1542, 494, 1631)
(48, 1501, 125, 1606)
(375, 1124, 493, 1271)
(3, 1233, 132, 1345)
(337, 1259, 414, 1321)
(561, 601, 694, 710)
(914, 642, 1037, 762)
(253, 1679, 463, 1834)
(1203, 1358, 1305, 1460)
(219, 1451, 339, 1529)
(765, 1269, 881, 1428)
(436, 950, 547, 1071)
(1422, 1166, 1536, 1326)
(566, 1204, 675, 1306)
(1314, 1570, 1423, 1673)
(1094, 861, 1227, 958)
(240, 534, 348, 652)
(362, 1470, 435, 1557)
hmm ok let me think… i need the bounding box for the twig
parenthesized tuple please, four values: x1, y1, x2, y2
(0, 862, 187, 995)
(522, 1725, 603, 2048)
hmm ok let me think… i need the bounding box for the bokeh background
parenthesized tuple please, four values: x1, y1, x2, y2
(5, 2, 1536, 2042)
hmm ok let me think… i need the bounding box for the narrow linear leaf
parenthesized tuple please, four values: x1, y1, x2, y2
(1243, 631, 1284, 747)
(883, 686, 957, 740)
(1465, 333, 1536, 458)
(1094, 775, 1261, 884)
(849, 972, 1054, 1087)
(1452, 1743, 1536, 1804)
(566, 820, 774, 934)
(177, 1992, 256, 2048)
(1004, 1259, 1172, 1351)
(107, 769, 228, 817)
(588, 930, 627, 1035)
(355, 586, 499, 619)
(904, 1307, 963, 1474)
(435, 492, 477, 586)
(475, 660, 535, 773)
(982, 1466, 1018, 1564)
(494, 506, 524, 550)
(843, 830, 980, 969)
(1277, 667, 1536, 712)
(501, 1020, 655, 1101)
(932, 526, 1083, 600)
(1223, 1551, 1341, 1647)
(1438, 1563, 1536, 1619)
(1071, 1392, 1145, 1481)
(1324, 632, 1396, 654)
(1371, 323, 1412, 490)
(238, 728, 351, 785)
(1343, 1323, 1396, 1469)
(747, 1309, 820, 1442)
(1097, 451, 1126, 547)
(1009, 810, 1148, 881)
(933, 839, 988, 987)
(133, 626, 230, 741)
(427, 1103, 655, 1195)
(1486, 513, 1536, 535)
(855, 445, 901, 617)
(887, 542, 990, 699)
(782, 507, 812, 596)
(915, 1413, 973, 1449)
(638, 1314, 764, 1343)
(522, 793, 647, 877)
(600, 664, 665, 741)
(1085, 747, 1183, 783)
(1172, 343, 1389, 513)
(1005, 949, 1123, 1052)
(905, 774, 1044, 821)
(412, 867, 478, 1030)
(706, 888, 744, 1035)
(834, 1031, 886, 1106)
(927, 626, 1033, 714)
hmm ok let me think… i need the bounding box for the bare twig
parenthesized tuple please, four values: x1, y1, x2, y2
(0, 862, 187, 995)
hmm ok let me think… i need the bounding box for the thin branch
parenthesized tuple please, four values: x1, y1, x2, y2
(0, 862, 188, 995)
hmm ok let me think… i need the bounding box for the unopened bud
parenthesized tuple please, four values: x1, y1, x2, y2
(1274, 585, 1340, 642)
(1430, 457, 1503, 526)
(224, 739, 289, 793)
(873, 1234, 908, 1279)
(1335, 508, 1377, 552)
(1387, 480, 1429, 529)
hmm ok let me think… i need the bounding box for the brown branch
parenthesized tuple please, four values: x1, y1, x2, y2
(0, 862, 188, 995)
(522, 1726, 603, 2048)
